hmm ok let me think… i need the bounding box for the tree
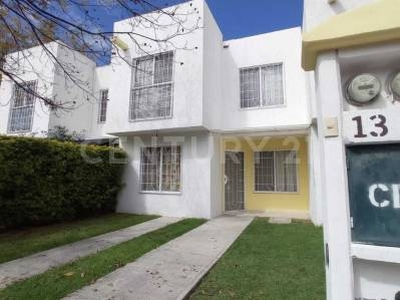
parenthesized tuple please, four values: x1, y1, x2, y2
(0, 0, 200, 109)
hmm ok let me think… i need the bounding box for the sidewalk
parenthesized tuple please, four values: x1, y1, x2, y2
(64, 215, 254, 300)
(0, 217, 180, 289)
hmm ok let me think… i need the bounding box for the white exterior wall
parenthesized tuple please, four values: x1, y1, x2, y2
(0, 42, 103, 139)
(0, 43, 59, 136)
(48, 45, 96, 137)
(302, 0, 376, 226)
(314, 42, 400, 299)
(117, 131, 220, 219)
(89, 65, 114, 139)
(303, 0, 375, 31)
(220, 28, 310, 133)
(202, 2, 223, 129)
(209, 132, 223, 218)
(105, 0, 206, 136)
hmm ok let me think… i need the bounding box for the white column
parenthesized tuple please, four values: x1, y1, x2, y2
(308, 125, 323, 225)
(315, 52, 354, 300)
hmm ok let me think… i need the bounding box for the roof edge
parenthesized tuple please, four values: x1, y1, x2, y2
(302, 27, 400, 71)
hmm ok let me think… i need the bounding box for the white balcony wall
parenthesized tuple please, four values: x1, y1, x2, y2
(220, 27, 310, 133)
(48, 45, 96, 137)
(105, 0, 207, 135)
(0, 43, 59, 136)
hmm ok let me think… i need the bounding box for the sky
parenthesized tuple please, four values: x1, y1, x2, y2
(205, 0, 304, 40)
(83, 0, 303, 65)
(97, 0, 304, 41)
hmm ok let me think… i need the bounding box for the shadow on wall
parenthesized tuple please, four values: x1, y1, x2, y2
(116, 137, 149, 215)
(330, 1, 346, 14)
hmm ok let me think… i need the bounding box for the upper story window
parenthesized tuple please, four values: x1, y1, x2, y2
(98, 89, 109, 123)
(8, 80, 37, 133)
(130, 51, 174, 121)
(240, 63, 284, 109)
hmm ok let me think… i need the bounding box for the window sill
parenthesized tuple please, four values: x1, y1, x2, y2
(129, 115, 173, 123)
(7, 129, 32, 134)
(139, 191, 181, 196)
(351, 243, 400, 264)
(253, 191, 300, 195)
(240, 104, 286, 111)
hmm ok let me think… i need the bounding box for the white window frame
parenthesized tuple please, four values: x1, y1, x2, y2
(254, 150, 299, 194)
(7, 80, 37, 133)
(239, 62, 286, 110)
(130, 51, 174, 122)
(98, 89, 109, 124)
(139, 146, 182, 194)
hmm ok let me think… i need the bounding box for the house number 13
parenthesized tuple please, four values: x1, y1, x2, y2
(352, 114, 389, 138)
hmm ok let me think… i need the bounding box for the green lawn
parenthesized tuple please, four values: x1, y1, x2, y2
(190, 218, 326, 300)
(0, 213, 157, 264)
(0, 218, 205, 300)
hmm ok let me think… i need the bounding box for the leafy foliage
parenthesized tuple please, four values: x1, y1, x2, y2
(0, 136, 127, 229)
(46, 126, 85, 142)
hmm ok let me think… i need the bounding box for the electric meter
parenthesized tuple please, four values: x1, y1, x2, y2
(346, 73, 381, 105)
(389, 72, 400, 99)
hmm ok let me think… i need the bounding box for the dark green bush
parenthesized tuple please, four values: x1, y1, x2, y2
(0, 136, 127, 229)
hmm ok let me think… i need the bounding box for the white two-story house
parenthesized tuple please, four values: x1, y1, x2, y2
(0, 0, 321, 223)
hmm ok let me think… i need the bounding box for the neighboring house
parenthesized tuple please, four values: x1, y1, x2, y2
(0, 42, 114, 143)
(0, 0, 321, 223)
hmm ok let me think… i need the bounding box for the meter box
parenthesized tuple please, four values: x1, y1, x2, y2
(347, 144, 400, 247)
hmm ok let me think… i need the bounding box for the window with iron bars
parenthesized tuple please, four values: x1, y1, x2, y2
(98, 89, 109, 123)
(8, 80, 37, 133)
(240, 63, 284, 108)
(254, 150, 298, 193)
(140, 146, 181, 193)
(130, 51, 174, 121)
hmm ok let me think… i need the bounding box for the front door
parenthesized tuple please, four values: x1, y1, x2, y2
(224, 151, 245, 211)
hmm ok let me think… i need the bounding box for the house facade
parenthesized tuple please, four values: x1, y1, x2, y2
(0, 0, 321, 223)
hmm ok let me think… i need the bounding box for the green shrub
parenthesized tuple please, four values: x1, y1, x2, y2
(0, 136, 127, 229)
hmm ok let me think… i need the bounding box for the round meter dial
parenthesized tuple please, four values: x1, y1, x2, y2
(346, 73, 381, 105)
(390, 72, 400, 98)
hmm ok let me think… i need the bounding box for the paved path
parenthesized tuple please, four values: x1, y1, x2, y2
(0, 217, 180, 289)
(64, 215, 254, 300)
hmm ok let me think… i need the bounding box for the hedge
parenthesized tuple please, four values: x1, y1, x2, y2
(0, 136, 127, 229)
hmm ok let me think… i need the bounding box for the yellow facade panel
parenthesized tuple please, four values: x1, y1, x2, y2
(223, 136, 309, 213)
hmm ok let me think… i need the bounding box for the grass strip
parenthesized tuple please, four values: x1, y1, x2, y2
(0, 214, 157, 264)
(190, 218, 325, 300)
(0, 218, 205, 300)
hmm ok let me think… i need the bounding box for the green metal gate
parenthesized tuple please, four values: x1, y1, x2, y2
(347, 144, 400, 247)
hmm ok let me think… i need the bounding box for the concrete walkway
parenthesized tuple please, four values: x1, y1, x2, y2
(0, 217, 180, 289)
(64, 215, 254, 300)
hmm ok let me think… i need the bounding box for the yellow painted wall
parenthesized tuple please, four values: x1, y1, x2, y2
(223, 136, 309, 213)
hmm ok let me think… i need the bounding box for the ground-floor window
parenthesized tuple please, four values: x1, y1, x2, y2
(140, 146, 181, 193)
(254, 150, 298, 192)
